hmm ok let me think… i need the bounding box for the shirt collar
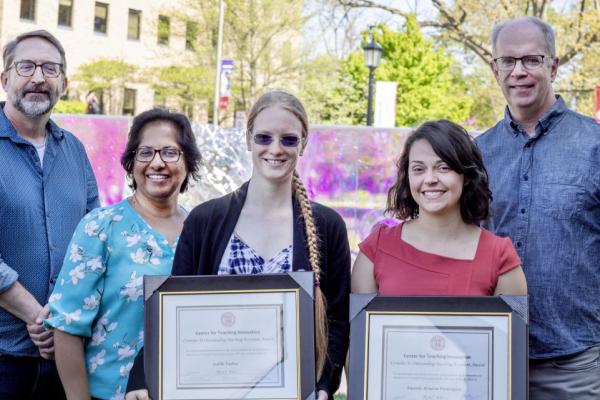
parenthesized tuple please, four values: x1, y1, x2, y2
(0, 101, 64, 142)
(503, 95, 568, 137)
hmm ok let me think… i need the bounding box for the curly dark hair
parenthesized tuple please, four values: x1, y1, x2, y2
(120, 108, 201, 193)
(386, 120, 491, 225)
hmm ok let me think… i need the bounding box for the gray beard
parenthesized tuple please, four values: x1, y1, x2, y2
(8, 91, 56, 117)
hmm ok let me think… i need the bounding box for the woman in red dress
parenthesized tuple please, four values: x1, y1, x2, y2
(352, 120, 527, 296)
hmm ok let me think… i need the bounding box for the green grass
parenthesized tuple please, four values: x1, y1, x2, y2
(334, 394, 347, 400)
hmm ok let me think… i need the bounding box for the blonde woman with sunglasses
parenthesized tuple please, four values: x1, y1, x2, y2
(126, 91, 351, 400)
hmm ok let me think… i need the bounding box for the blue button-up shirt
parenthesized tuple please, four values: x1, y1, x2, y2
(476, 96, 600, 358)
(0, 103, 99, 356)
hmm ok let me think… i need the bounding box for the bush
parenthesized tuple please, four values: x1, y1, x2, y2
(54, 100, 87, 114)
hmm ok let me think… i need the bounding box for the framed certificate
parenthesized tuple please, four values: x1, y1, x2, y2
(144, 272, 316, 400)
(348, 295, 528, 400)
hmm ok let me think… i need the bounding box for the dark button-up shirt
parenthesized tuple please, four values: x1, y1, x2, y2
(0, 103, 99, 356)
(476, 96, 600, 358)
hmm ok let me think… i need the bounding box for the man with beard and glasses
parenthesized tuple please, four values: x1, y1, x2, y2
(0, 30, 98, 399)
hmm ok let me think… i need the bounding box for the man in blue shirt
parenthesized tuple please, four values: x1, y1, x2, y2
(477, 17, 600, 399)
(0, 30, 99, 399)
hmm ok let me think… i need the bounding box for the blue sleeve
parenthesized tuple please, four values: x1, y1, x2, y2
(0, 253, 18, 294)
(45, 210, 108, 337)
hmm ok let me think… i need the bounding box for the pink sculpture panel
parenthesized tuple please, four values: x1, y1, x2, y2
(53, 115, 129, 206)
(299, 126, 409, 251)
(50, 115, 410, 252)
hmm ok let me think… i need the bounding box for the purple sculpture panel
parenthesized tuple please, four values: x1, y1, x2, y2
(48, 115, 410, 253)
(53, 115, 129, 206)
(299, 126, 410, 251)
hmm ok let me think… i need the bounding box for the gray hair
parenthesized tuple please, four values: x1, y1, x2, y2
(3, 30, 67, 73)
(491, 16, 556, 58)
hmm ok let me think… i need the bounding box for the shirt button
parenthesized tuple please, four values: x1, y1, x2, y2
(516, 241, 522, 248)
(523, 175, 529, 181)
(520, 208, 526, 214)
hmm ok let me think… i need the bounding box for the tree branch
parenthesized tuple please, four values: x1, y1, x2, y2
(431, 0, 492, 61)
(538, 0, 549, 16)
(337, 0, 412, 18)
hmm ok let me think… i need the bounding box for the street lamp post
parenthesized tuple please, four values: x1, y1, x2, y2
(363, 27, 383, 126)
(213, 0, 225, 127)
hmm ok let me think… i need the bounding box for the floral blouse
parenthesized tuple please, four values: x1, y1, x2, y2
(45, 199, 176, 400)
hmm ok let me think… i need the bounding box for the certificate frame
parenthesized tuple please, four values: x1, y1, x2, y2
(348, 295, 528, 400)
(144, 272, 316, 400)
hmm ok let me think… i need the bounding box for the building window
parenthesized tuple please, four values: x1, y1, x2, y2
(123, 88, 136, 116)
(185, 22, 198, 51)
(127, 9, 141, 40)
(58, 0, 73, 27)
(157, 15, 170, 45)
(20, 0, 36, 20)
(94, 2, 108, 34)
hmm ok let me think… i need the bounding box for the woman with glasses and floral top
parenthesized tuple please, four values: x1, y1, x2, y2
(125, 90, 351, 400)
(44, 109, 201, 400)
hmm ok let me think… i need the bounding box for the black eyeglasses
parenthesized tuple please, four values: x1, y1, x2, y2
(7, 60, 63, 78)
(134, 147, 183, 163)
(493, 55, 546, 71)
(253, 133, 301, 147)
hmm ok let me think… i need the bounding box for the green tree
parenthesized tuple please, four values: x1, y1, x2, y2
(225, 0, 307, 110)
(73, 59, 137, 115)
(160, 0, 307, 116)
(336, 0, 600, 118)
(461, 64, 506, 129)
(298, 54, 363, 125)
(149, 66, 212, 118)
(337, 0, 599, 67)
(327, 20, 473, 127)
(53, 100, 86, 114)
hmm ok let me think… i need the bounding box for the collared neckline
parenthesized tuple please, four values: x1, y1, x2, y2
(0, 101, 64, 143)
(503, 95, 568, 138)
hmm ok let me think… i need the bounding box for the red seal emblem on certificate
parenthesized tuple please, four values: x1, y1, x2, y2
(220, 311, 236, 327)
(430, 335, 446, 351)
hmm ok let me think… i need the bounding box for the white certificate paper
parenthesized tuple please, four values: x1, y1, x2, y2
(367, 314, 509, 400)
(161, 291, 299, 400)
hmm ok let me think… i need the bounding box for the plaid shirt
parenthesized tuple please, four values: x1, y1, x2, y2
(218, 233, 292, 275)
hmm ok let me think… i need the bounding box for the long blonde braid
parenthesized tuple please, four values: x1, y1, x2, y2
(292, 170, 328, 380)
